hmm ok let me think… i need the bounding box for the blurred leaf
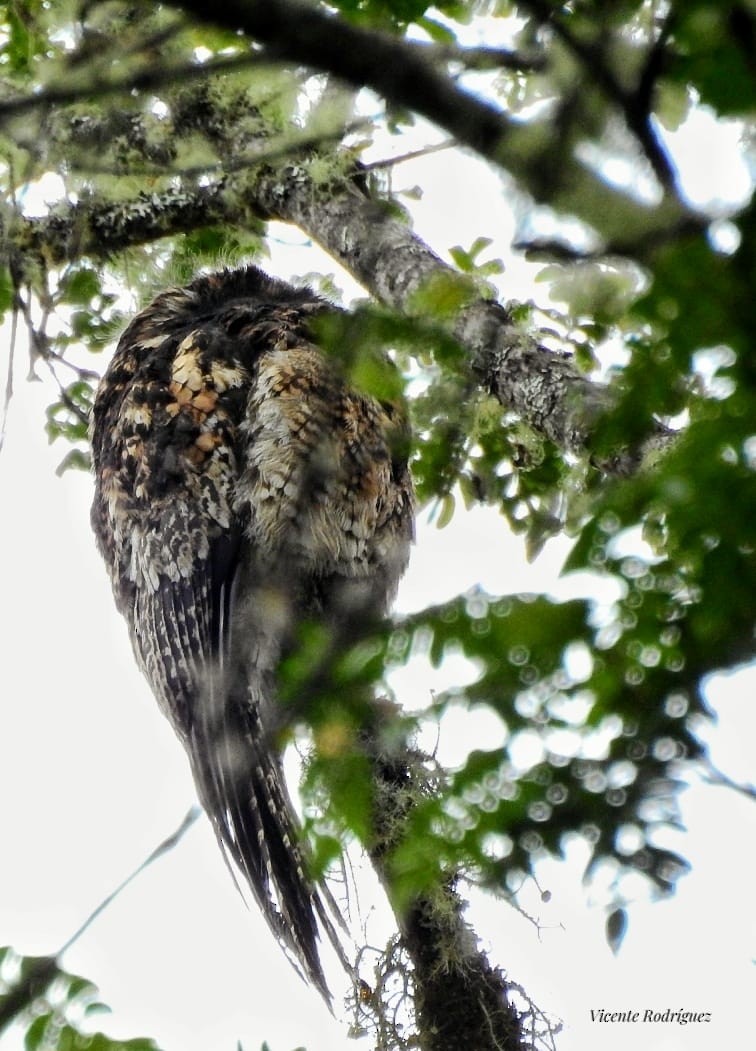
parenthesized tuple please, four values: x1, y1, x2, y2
(55, 449, 92, 476)
(1, 948, 162, 1050)
(606, 907, 628, 954)
(0, 267, 15, 315)
(435, 491, 456, 529)
(408, 270, 478, 319)
(2, 1, 46, 74)
(670, 5, 756, 114)
(60, 268, 102, 306)
(416, 16, 456, 44)
(24, 1012, 51, 1051)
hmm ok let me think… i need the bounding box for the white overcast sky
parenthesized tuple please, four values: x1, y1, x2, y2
(1, 78, 755, 1051)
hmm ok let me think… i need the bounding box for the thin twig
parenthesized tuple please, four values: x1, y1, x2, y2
(360, 138, 457, 172)
(699, 759, 756, 802)
(0, 304, 17, 456)
(0, 807, 201, 1035)
(58, 806, 201, 956)
(419, 40, 546, 74)
(514, 214, 706, 262)
(0, 50, 269, 120)
(636, 6, 678, 114)
(40, 346, 100, 383)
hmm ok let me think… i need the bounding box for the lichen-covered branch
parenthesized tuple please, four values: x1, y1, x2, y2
(159, 0, 696, 248)
(162, 0, 520, 167)
(248, 163, 672, 466)
(362, 708, 524, 1051)
(10, 182, 233, 267)
(5, 166, 671, 468)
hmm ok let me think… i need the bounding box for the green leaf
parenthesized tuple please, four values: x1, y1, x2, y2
(56, 448, 93, 476)
(435, 491, 456, 529)
(0, 267, 14, 315)
(416, 16, 456, 44)
(61, 268, 102, 305)
(408, 270, 477, 319)
(24, 1013, 52, 1051)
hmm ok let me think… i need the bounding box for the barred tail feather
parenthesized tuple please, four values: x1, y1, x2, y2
(188, 669, 348, 1002)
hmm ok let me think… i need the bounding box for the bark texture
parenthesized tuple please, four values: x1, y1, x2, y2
(247, 164, 673, 467)
(363, 709, 524, 1051)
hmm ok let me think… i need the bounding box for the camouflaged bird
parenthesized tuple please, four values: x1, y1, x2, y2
(90, 266, 415, 999)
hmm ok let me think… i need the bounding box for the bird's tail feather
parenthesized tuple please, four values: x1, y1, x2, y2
(188, 667, 349, 1002)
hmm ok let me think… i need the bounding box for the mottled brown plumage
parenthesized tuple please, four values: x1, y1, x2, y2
(90, 266, 414, 998)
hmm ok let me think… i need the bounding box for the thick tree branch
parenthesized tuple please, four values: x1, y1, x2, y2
(160, 0, 519, 166)
(247, 163, 672, 466)
(10, 182, 233, 264)
(6, 169, 672, 469)
(152, 0, 697, 244)
(363, 710, 524, 1051)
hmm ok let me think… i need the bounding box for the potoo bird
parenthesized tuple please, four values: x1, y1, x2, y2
(90, 266, 415, 998)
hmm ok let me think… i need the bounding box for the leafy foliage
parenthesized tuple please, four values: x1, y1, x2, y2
(0, 947, 160, 1051)
(330, 0, 471, 32)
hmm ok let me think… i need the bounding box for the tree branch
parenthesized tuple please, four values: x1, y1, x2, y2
(517, 0, 679, 192)
(0, 50, 268, 120)
(247, 163, 672, 466)
(11, 182, 232, 265)
(159, 0, 520, 166)
(699, 758, 756, 802)
(58, 807, 202, 956)
(363, 710, 524, 1051)
(7, 166, 673, 469)
(153, 0, 695, 234)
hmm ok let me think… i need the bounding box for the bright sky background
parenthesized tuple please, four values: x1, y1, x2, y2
(1, 83, 755, 1051)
